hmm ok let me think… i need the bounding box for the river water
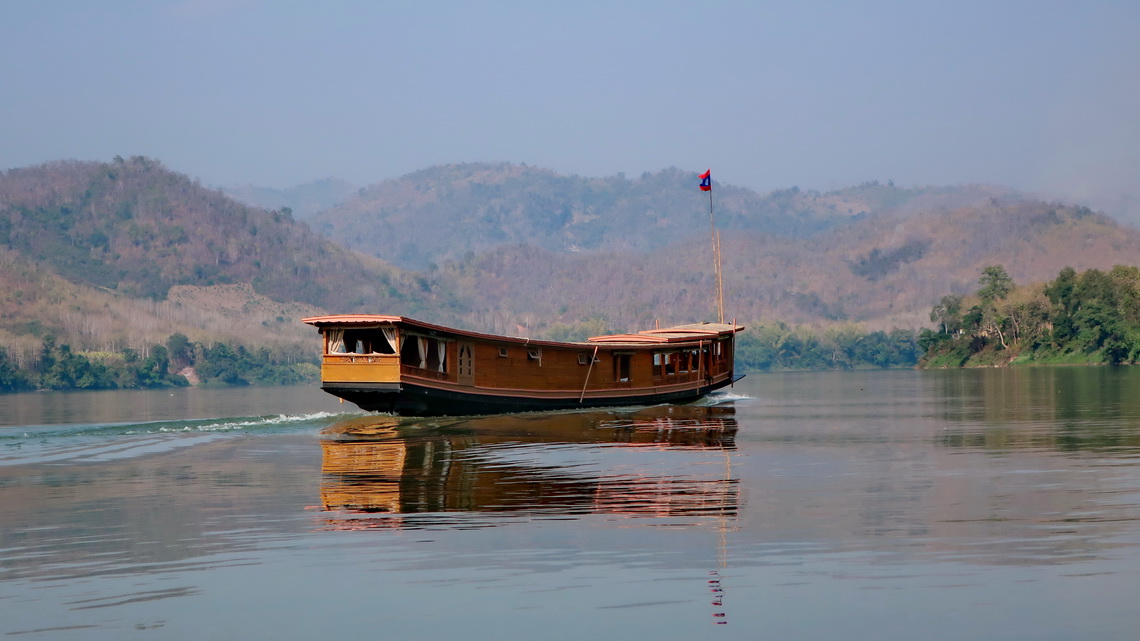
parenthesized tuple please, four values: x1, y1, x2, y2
(2, 369, 1140, 640)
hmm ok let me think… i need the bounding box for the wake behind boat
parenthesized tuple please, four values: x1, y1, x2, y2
(302, 315, 743, 416)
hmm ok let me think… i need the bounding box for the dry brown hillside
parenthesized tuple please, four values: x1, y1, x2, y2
(310, 163, 1012, 270)
(4, 157, 1136, 355)
(0, 158, 464, 358)
(437, 199, 1140, 336)
(0, 157, 454, 315)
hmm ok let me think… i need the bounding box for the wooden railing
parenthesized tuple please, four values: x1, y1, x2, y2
(325, 354, 395, 364)
(651, 371, 707, 385)
(400, 364, 451, 381)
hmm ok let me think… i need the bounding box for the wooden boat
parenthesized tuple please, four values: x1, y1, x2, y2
(302, 314, 743, 416)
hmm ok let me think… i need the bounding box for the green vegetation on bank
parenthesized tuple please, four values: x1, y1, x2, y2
(0, 333, 318, 393)
(920, 264, 1140, 367)
(541, 318, 922, 371)
(736, 323, 919, 371)
(537, 316, 920, 371)
(1, 321, 924, 393)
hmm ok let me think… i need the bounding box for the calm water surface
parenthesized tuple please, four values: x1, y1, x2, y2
(2, 370, 1140, 639)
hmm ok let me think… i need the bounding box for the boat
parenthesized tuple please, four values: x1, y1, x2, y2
(301, 314, 743, 416)
(304, 169, 742, 416)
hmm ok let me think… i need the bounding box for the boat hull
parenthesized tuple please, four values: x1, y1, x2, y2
(323, 375, 743, 416)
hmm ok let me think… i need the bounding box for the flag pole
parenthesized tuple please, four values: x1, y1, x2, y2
(706, 175, 725, 324)
(717, 230, 725, 324)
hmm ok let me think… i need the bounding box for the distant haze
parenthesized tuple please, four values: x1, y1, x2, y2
(2, 2, 1138, 219)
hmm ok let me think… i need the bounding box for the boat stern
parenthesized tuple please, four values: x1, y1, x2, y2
(303, 315, 408, 411)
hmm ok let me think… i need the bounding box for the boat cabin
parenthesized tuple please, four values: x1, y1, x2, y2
(303, 314, 742, 416)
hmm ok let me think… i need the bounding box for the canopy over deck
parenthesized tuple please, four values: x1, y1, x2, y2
(302, 315, 743, 348)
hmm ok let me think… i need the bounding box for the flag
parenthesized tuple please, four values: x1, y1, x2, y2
(699, 169, 711, 191)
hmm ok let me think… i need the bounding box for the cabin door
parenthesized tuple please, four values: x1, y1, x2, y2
(613, 353, 631, 383)
(457, 342, 475, 386)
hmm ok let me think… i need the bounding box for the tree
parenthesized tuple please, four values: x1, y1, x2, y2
(978, 265, 1014, 303)
(1000, 289, 1051, 348)
(137, 345, 171, 387)
(0, 348, 32, 392)
(1045, 266, 1078, 346)
(930, 294, 963, 335)
(166, 333, 192, 370)
(976, 266, 1015, 350)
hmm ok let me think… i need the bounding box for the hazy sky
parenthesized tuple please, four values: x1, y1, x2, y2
(2, 1, 1138, 202)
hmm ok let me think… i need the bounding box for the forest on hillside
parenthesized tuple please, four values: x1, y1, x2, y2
(0, 157, 451, 313)
(0, 332, 316, 393)
(0, 321, 923, 393)
(5, 156, 1140, 391)
(921, 265, 1140, 366)
(0, 158, 469, 378)
(310, 163, 1010, 270)
(431, 199, 1140, 338)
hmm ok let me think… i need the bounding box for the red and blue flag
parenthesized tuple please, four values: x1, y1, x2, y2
(699, 169, 711, 191)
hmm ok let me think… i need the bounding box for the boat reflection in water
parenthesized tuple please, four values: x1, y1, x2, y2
(318, 404, 739, 530)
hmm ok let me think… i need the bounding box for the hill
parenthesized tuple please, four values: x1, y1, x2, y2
(301, 161, 1135, 336)
(309, 163, 1012, 270)
(434, 198, 1140, 336)
(6, 156, 1140, 378)
(0, 157, 462, 361)
(0, 157, 457, 312)
(0, 249, 323, 371)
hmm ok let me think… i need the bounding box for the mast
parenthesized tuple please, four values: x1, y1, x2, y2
(703, 171, 725, 324)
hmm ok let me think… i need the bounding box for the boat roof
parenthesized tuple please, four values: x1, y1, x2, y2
(587, 322, 744, 344)
(301, 315, 743, 348)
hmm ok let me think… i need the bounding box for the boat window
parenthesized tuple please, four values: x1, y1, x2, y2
(664, 353, 676, 376)
(400, 336, 419, 365)
(338, 328, 397, 355)
(382, 327, 399, 353)
(458, 344, 474, 380)
(613, 354, 631, 383)
(399, 334, 446, 373)
(326, 329, 346, 354)
(499, 347, 509, 358)
(579, 354, 588, 365)
(528, 348, 541, 363)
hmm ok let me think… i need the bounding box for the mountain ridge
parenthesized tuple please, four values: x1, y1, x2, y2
(0, 157, 464, 360)
(309, 162, 1019, 270)
(4, 156, 1139, 358)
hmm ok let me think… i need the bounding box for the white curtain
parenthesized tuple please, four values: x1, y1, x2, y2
(382, 327, 398, 353)
(327, 329, 345, 353)
(417, 337, 428, 369)
(437, 340, 446, 373)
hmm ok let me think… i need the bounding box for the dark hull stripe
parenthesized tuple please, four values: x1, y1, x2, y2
(323, 375, 742, 416)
